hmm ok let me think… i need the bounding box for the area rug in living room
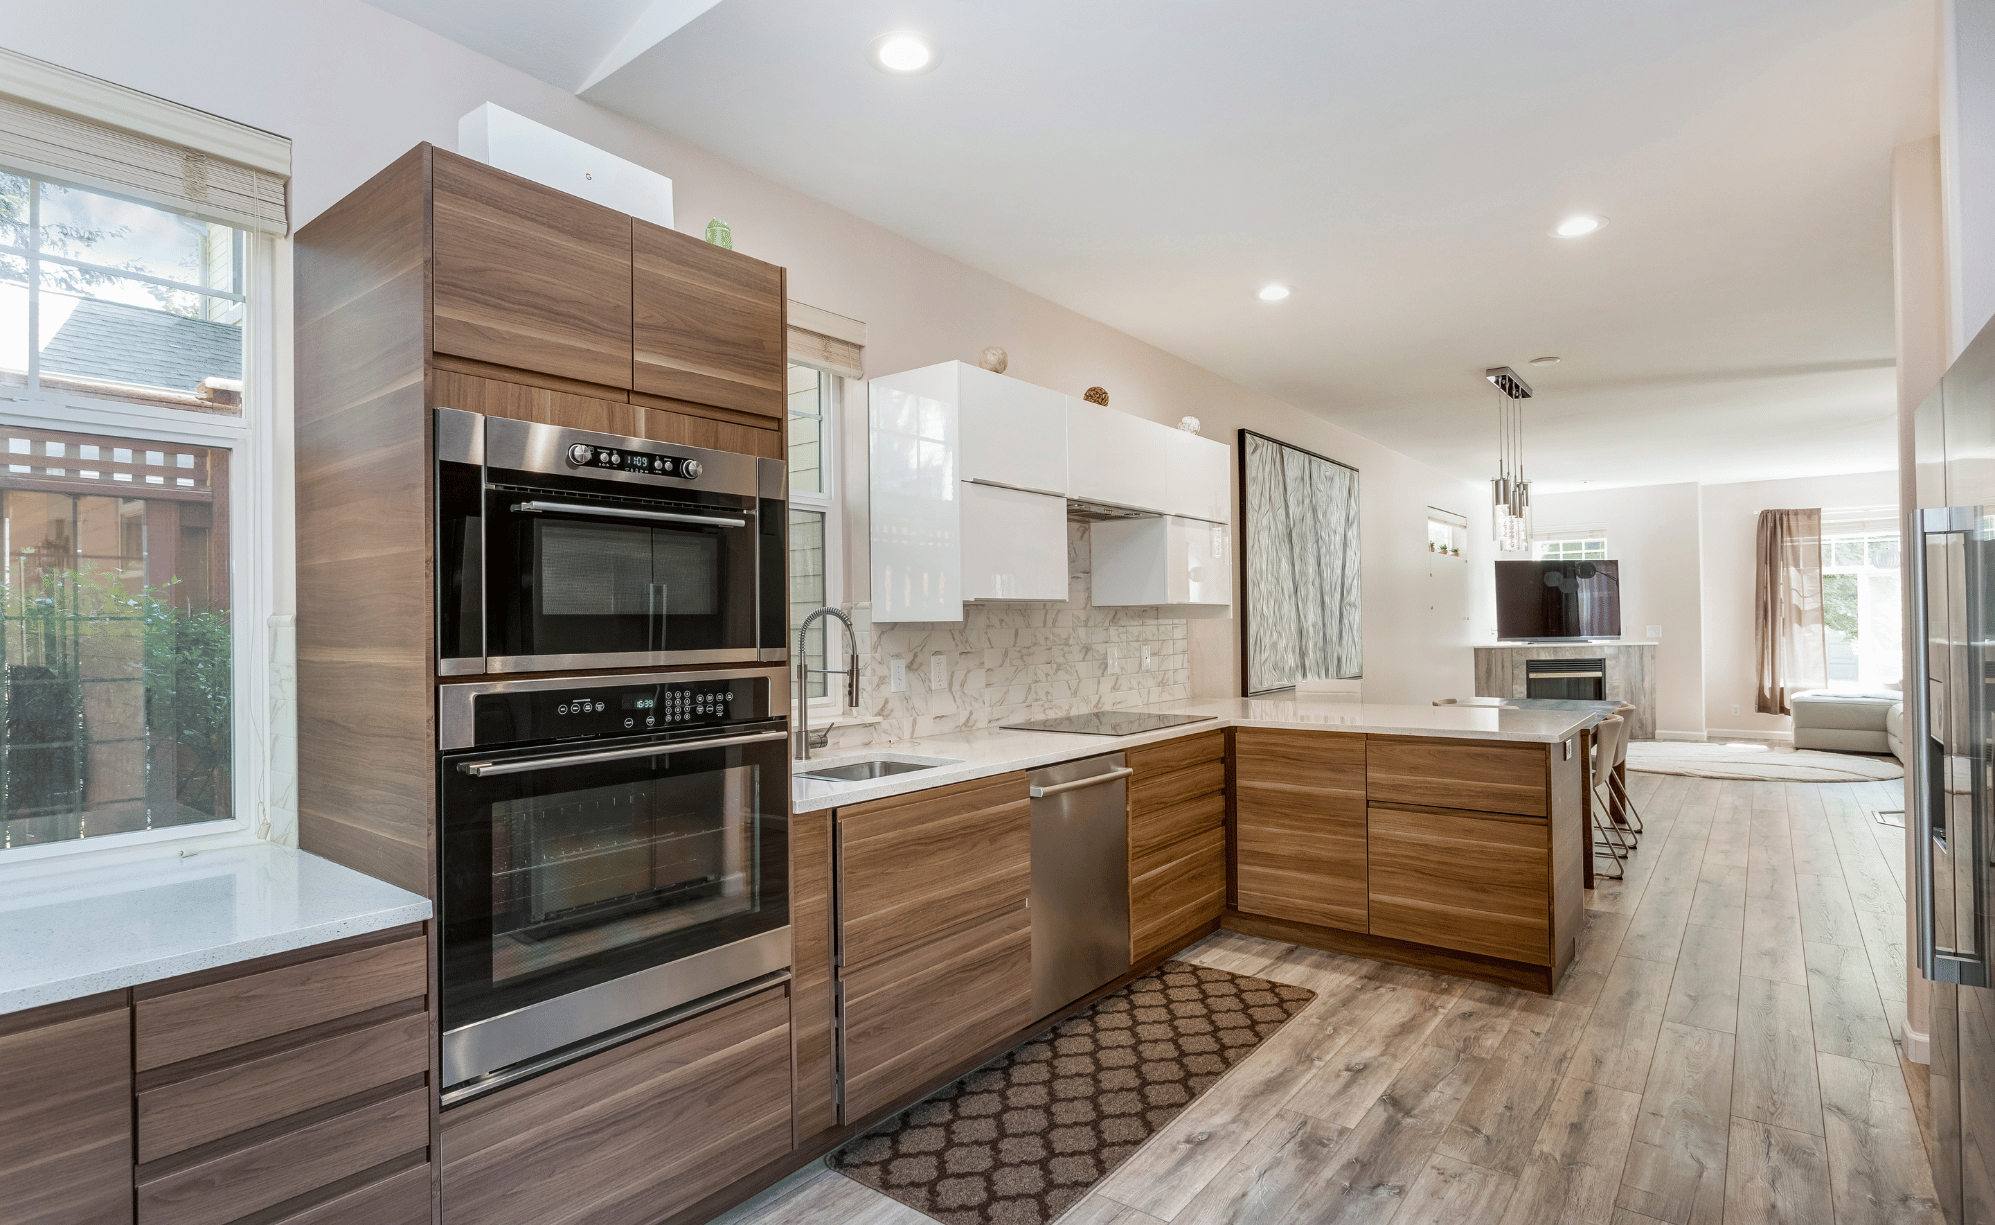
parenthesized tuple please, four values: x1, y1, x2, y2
(1626, 740, 1903, 782)
(828, 960, 1315, 1225)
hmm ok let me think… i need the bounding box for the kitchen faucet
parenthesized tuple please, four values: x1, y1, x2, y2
(795, 606, 860, 759)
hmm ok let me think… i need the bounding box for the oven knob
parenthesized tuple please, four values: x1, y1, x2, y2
(624, 718, 635, 729)
(680, 459, 702, 480)
(567, 443, 592, 466)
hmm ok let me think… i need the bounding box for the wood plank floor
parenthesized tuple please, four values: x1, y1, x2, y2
(740, 774, 1941, 1225)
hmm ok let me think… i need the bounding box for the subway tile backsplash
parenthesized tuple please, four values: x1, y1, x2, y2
(822, 523, 1191, 749)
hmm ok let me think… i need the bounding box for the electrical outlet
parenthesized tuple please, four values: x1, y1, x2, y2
(1647, 624, 1663, 638)
(889, 657, 907, 693)
(1732, 704, 1741, 716)
(1142, 645, 1153, 669)
(929, 652, 947, 691)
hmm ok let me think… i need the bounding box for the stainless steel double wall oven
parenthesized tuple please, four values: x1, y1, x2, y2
(432, 410, 793, 1105)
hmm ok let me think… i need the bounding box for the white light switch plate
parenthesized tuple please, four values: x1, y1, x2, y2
(889, 657, 908, 693)
(1142, 645, 1153, 669)
(929, 653, 947, 691)
(1647, 624, 1663, 638)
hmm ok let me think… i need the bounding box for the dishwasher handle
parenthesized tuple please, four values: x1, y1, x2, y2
(1029, 766, 1134, 798)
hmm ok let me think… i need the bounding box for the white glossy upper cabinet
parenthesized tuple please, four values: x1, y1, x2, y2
(961, 482, 1069, 601)
(1090, 515, 1233, 609)
(1065, 397, 1172, 514)
(1164, 429, 1231, 523)
(956, 364, 1068, 495)
(869, 373, 961, 622)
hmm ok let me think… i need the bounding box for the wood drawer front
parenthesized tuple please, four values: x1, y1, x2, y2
(838, 774, 1031, 968)
(137, 1089, 428, 1225)
(1131, 826, 1226, 965)
(1129, 757, 1224, 820)
(637, 405, 784, 460)
(1233, 726, 1365, 789)
(1130, 787, 1225, 869)
(136, 937, 425, 1071)
(0, 997, 133, 1225)
(138, 1008, 429, 1163)
(431, 368, 634, 433)
(632, 220, 785, 418)
(265, 1163, 430, 1225)
(1366, 805, 1551, 965)
(1366, 736, 1548, 817)
(1125, 730, 1224, 778)
(431, 151, 635, 389)
(840, 904, 1033, 1123)
(441, 987, 792, 1225)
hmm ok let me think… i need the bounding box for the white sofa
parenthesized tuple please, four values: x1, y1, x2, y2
(1790, 688, 1901, 754)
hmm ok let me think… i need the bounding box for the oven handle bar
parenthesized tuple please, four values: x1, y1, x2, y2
(458, 729, 788, 776)
(509, 500, 748, 528)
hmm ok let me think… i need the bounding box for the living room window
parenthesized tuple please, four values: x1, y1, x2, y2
(1536, 536, 1608, 561)
(1823, 526, 1902, 691)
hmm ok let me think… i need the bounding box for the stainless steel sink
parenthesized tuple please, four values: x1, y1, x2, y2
(797, 758, 941, 783)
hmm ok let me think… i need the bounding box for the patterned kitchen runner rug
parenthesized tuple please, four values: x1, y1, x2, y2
(828, 959, 1315, 1225)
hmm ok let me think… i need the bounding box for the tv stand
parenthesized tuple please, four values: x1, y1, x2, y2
(1475, 642, 1658, 739)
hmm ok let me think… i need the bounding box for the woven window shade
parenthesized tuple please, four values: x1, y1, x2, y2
(0, 94, 287, 234)
(788, 326, 864, 380)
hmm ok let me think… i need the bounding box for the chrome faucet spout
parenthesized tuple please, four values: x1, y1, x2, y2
(795, 606, 861, 760)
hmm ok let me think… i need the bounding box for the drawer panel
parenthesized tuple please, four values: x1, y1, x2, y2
(1131, 826, 1226, 965)
(1125, 730, 1224, 777)
(137, 1089, 428, 1225)
(1130, 788, 1225, 869)
(138, 1008, 429, 1162)
(1129, 758, 1225, 816)
(1367, 805, 1551, 964)
(1367, 737, 1547, 817)
(269, 1163, 430, 1225)
(1235, 778, 1369, 933)
(137, 937, 425, 1071)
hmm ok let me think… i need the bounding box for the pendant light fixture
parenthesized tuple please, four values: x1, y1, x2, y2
(1486, 366, 1532, 553)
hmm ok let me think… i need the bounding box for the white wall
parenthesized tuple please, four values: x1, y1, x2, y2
(0, 0, 1493, 704)
(1523, 484, 1707, 738)
(1699, 470, 1902, 738)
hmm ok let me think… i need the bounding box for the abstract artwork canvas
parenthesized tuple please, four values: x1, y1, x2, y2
(1240, 431, 1361, 694)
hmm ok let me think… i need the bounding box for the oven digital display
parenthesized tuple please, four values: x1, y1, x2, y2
(624, 696, 656, 710)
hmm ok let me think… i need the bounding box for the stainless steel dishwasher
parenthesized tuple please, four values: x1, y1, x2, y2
(1028, 753, 1133, 1017)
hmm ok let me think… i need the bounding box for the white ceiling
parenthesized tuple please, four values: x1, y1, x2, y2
(367, 0, 1935, 492)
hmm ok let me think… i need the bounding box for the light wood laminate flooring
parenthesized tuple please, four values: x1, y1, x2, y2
(742, 774, 1938, 1225)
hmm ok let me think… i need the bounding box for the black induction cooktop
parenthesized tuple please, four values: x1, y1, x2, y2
(999, 711, 1218, 737)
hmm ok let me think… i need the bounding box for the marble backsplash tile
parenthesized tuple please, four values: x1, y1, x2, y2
(820, 523, 1190, 750)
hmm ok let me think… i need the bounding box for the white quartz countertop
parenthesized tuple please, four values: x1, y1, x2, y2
(0, 843, 431, 1015)
(791, 696, 1596, 813)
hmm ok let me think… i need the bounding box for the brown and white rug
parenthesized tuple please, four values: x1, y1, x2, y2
(829, 960, 1314, 1225)
(1625, 740, 1903, 782)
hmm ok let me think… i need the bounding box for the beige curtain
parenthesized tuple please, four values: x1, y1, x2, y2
(1754, 508, 1827, 714)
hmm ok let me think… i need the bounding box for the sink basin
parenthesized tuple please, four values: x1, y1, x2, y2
(798, 758, 941, 783)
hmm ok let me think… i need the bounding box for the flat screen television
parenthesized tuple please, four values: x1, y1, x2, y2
(1494, 560, 1621, 640)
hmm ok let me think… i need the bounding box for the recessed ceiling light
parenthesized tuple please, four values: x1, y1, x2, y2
(871, 31, 939, 74)
(1553, 214, 1607, 238)
(1257, 284, 1291, 302)
(1529, 356, 1561, 366)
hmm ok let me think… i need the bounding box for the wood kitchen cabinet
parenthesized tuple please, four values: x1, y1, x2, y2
(1232, 727, 1369, 932)
(430, 150, 635, 390)
(1127, 732, 1227, 963)
(1366, 804, 1551, 964)
(835, 773, 1033, 1123)
(0, 991, 133, 1225)
(440, 986, 792, 1225)
(633, 219, 786, 418)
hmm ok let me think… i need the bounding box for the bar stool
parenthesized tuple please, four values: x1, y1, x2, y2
(1591, 714, 1633, 878)
(1605, 701, 1645, 837)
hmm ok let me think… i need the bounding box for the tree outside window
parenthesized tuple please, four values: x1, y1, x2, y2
(1823, 530, 1901, 691)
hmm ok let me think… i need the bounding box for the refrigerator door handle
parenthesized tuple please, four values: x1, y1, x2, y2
(1919, 508, 1992, 988)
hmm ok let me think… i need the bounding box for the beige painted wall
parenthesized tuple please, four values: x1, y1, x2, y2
(1699, 470, 1902, 738)
(0, 0, 1496, 705)
(1522, 484, 1708, 738)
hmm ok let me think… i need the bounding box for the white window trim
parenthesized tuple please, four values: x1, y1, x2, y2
(0, 230, 290, 863)
(789, 368, 849, 720)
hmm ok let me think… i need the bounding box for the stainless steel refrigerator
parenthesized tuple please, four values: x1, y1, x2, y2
(1912, 333, 1995, 1225)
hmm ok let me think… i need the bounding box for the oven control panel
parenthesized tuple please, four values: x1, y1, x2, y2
(467, 675, 771, 746)
(565, 441, 702, 480)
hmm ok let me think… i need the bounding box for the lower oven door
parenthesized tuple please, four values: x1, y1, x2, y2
(438, 722, 790, 1094)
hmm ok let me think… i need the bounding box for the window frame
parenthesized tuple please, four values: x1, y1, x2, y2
(786, 363, 846, 719)
(1534, 536, 1609, 561)
(0, 219, 288, 862)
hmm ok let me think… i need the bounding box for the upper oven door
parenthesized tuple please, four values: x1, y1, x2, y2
(480, 417, 768, 672)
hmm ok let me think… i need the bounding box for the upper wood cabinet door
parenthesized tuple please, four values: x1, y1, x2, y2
(632, 220, 785, 417)
(430, 152, 634, 389)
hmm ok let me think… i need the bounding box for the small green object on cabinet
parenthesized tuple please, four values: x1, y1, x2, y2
(705, 217, 733, 248)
